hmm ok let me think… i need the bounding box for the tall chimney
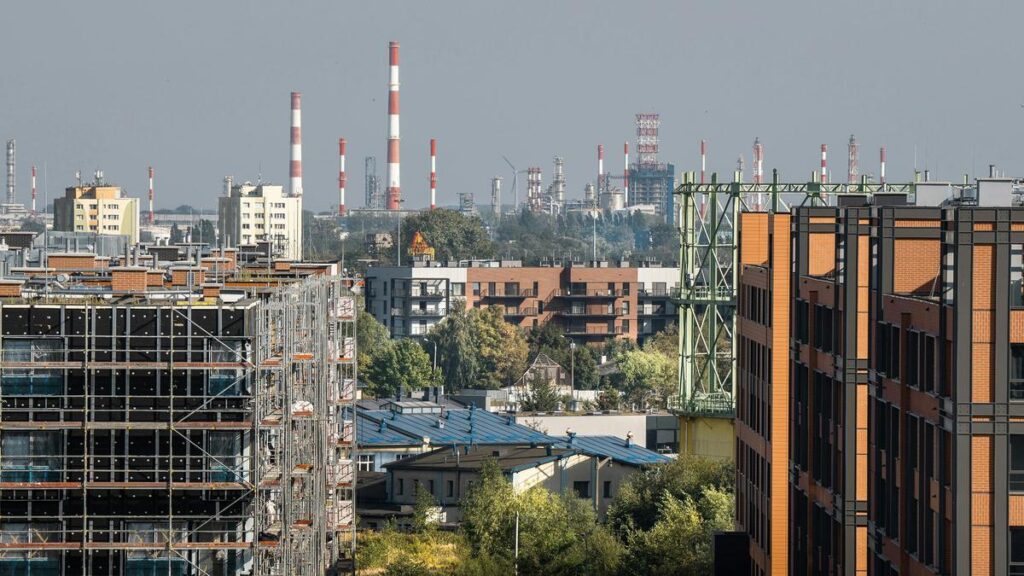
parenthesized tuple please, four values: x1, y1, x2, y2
(430, 138, 437, 210)
(623, 142, 630, 206)
(879, 147, 886, 184)
(700, 139, 707, 184)
(5, 139, 14, 205)
(31, 165, 36, 212)
(753, 137, 764, 184)
(847, 134, 859, 184)
(386, 41, 401, 210)
(290, 92, 303, 196)
(148, 166, 155, 224)
(820, 144, 828, 184)
(597, 144, 604, 195)
(338, 138, 347, 216)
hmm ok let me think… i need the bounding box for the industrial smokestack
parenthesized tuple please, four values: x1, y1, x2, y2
(148, 166, 154, 224)
(491, 176, 502, 218)
(290, 92, 303, 196)
(386, 41, 401, 210)
(597, 144, 604, 195)
(820, 144, 828, 184)
(623, 142, 630, 206)
(879, 147, 886, 184)
(338, 138, 347, 216)
(430, 138, 437, 210)
(700, 139, 707, 184)
(31, 165, 36, 213)
(753, 137, 764, 184)
(847, 134, 859, 184)
(5, 139, 14, 205)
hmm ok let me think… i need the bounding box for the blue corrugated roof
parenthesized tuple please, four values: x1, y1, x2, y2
(355, 411, 423, 446)
(556, 435, 672, 466)
(357, 407, 552, 447)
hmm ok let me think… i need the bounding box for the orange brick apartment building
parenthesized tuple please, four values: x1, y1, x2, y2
(738, 195, 1024, 575)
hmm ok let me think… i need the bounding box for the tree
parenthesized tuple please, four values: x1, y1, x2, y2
(616, 349, 676, 408)
(188, 219, 217, 245)
(357, 309, 391, 377)
(400, 209, 496, 261)
(169, 223, 183, 244)
(412, 484, 439, 534)
(426, 306, 527, 391)
(520, 370, 560, 412)
(595, 386, 621, 411)
(461, 459, 624, 576)
(363, 339, 441, 398)
(607, 455, 734, 576)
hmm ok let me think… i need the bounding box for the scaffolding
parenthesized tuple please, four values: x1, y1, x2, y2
(670, 171, 915, 418)
(0, 275, 356, 575)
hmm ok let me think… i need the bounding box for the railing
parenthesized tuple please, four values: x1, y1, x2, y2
(407, 308, 447, 317)
(671, 285, 734, 302)
(667, 393, 735, 418)
(409, 288, 447, 298)
(559, 308, 624, 317)
(638, 289, 673, 298)
(563, 326, 626, 336)
(503, 307, 538, 317)
(555, 289, 622, 298)
(0, 454, 252, 485)
(478, 289, 536, 298)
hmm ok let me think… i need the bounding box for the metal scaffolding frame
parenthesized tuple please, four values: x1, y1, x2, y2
(0, 275, 356, 575)
(670, 170, 915, 418)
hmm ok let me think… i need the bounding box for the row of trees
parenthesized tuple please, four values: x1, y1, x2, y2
(359, 455, 734, 576)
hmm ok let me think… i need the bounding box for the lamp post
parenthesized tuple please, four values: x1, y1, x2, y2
(570, 341, 576, 393)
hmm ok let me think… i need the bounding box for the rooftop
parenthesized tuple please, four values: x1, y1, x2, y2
(383, 444, 576, 473)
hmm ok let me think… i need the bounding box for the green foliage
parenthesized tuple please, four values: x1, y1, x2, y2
(461, 459, 624, 576)
(426, 306, 527, 391)
(357, 309, 391, 372)
(363, 338, 441, 398)
(615, 348, 676, 408)
(526, 324, 599, 390)
(401, 209, 496, 261)
(520, 369, 560, 412)
(607, 455, 734, 576)
(595, 385, 621, 411)
(412, 484, 439, 534)
(188, 219, 217, 245)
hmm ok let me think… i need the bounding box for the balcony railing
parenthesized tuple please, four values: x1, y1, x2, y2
(408, 308, 447, 317)
(479, 289, 536, 298)
(563, 325, 626, 336)
(555, 289, 622, 298)
(638, 288, 673, 298)
(503, 307, 538, 317)
(409, 289, 447, 298)
(559, 308, 624, 317)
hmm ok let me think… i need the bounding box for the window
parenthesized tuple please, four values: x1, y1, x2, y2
(447, 480, 454, 498)
(621, 319, 630, 333)
(504, 282, 519, 296)
(357, 454, 374, 472)
(622, 301, 630, 314)
(1013, 244, 1024, 307)
(472, 282, 481, 296)
(622, 282, 630, 295)
(603, 481, 612, 498)
(428, 480, 435, 495)
(1012, 436, 1024, 492)
(572, 481, 590, 498)
(397, 478, 405, 495)
(1012, 528, 1024, 575)
(1013, 345, 1024, 401)
(452, 282, 465, 297)
(1, 339, 62, 395)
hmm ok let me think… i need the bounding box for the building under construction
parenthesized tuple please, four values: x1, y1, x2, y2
(0, 275, 356, 574)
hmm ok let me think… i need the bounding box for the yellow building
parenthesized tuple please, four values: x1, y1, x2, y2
(54, 177, 140, 243)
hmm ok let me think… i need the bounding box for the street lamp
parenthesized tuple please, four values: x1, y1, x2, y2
(570, 341, 576, 394)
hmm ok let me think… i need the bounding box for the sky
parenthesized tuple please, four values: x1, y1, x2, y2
(2, 1, 1022, 212)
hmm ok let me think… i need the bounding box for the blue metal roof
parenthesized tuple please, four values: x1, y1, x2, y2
(556, 435, 672, 466)
(355, 411, 423, 446)
(357, 407, 552, 447)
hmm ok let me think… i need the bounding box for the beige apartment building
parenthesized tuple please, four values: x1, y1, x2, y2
(218, 182, 303, 260)
(53, 180, 140, 243)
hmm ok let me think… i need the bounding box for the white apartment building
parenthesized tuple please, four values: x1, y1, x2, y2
(53, 182, 140, 243)
(218, 183, 303, 260)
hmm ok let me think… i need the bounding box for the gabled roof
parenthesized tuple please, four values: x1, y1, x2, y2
(556, 435, 672, 466)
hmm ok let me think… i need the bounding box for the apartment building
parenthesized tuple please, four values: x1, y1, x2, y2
(363, 260, 679, 342)
(54, 181, 140, 243)
(217, 183, 302, 260)
(735, 211, 792, 575)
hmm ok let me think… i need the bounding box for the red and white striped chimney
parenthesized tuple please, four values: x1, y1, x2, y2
(290, 92, 303, 196)
(31, 165, 36, 213)
(623, 142, 630, 205)
(820, 144, 828, 184)
(597, 144, 604, 195)
(879, 147, 887, 184)
(148, 166, 154, 224)
(429, 138, 437, 210)
(338, 138, 347, 216)
(700, 139, 707, 184)
(386, 41, 401, 210)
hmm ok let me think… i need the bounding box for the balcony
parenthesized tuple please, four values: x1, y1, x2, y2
(408, 289, 446, 299)
(638, 306, 670, 317)
(407, 308, 448, 317)
(478, 289, 536, 299)
(558, 308, 624, 317)
(638, 288, 674, 299)
(503, 307, 538, 318)
(554, 289, 621, 299)
(563, 325, 626, 336)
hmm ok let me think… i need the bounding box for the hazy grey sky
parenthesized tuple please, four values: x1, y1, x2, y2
(2, 1, 1022, 211)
